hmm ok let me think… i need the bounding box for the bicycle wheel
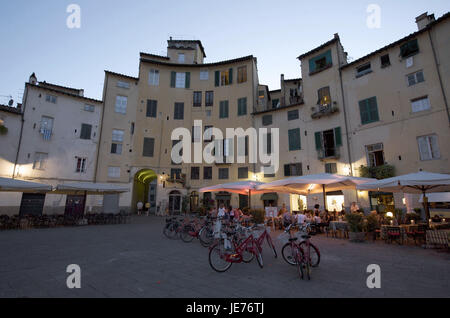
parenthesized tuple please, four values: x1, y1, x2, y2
(199, 227, 214, 247)
(208, 242, 232, 273)
(163, 223, 171, 238)
(167, 223, 179, 240)
(299, 242, 320, 267)
(266, 235, 278, 258)
(254, 246, 264, 269)
(239, 240, 254, 263)
(281, 243, 297, 266)
(295, 248, 304, 279)
(180, 225, 195, 243)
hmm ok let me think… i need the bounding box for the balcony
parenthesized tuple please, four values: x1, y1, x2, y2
(311, 102, 339, 119)
(318, 147, 340, 160)
(289, 96, 303, 105)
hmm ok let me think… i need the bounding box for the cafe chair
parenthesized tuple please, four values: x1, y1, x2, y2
(386, 226, 402, 245)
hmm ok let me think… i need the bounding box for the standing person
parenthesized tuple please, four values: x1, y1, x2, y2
(229, 206, 235, 222)
(313, 204, 321, 216)
(296, 210, 307, 225)
(137, 201, 143, 216)
(218, 204, 226, 219)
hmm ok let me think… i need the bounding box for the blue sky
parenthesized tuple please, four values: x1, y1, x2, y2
(0, 0, 448, 103)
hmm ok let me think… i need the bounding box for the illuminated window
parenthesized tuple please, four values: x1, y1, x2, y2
(317, 87, 331, 105)
(237, 66, 247, 83)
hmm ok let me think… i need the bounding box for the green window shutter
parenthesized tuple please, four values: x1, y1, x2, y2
(284, 164, 290, 177)
(315, 132, 323, 150)
(369, 97, 379, 122)
(170, 72, 176, 88)
(334, 127, 342, 147)
(289, 129, 301, 151)
(215, 71, 220, 87)
(229, 68, 233, 84)
(185, 72, 190, 88)
(359, 97, 379, 124)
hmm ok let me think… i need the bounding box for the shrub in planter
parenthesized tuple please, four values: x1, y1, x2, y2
(364, 214, 379, 240)
(345, 213, 365, 242)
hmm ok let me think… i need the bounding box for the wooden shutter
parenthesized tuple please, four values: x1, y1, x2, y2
(334, 127, 342, 147)
(315, 132, 323, 150)
(170, 72, 176, 88)
(215, 71, 220, 87)
(185, 72, 190, 88)
(359, 99, 369, 124)
(369, 97, 379, 122)
(284, 164, 290, 177)
(229, 68, 233, 84)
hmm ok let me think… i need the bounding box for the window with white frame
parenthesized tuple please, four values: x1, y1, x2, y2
(115, 95, 127, 114)
(45, 94, 57, 104)
(176, 72, 186, 88)
(40, 116, 54, 134)
(417, 134, 440, 161)
(178, 53, 185, 63)
(407, 70, 425, 86)
(33, 152, 48, 170)
(148, 69, 160, 86)
(108, 166, 121, 178)
(411, 96, 430, 113)
(84, 104, 95, 112)
(75, 157, 87, 173)
(111, 129, 124, 155)
(117, 81, 130, 89)
(200, 71, 209, 81)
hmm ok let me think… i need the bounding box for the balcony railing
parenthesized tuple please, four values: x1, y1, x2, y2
(289, 96, 303, 105)
(318, 147, 340, 160)
(311, 102, 339, 119)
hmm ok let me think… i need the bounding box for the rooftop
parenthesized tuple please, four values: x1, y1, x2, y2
(140, 55, 255, 68)
(0, 104, 22, 115)
(167, 39, 207, 58)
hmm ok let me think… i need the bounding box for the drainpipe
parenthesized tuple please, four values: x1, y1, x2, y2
(93, 73, 108, 183)
(336, 39, 354, 176)
(13, 84, 28, 179)
(428, 29, 450, 126)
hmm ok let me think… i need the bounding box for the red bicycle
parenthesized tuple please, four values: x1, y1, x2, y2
(253, 223, 277, 259)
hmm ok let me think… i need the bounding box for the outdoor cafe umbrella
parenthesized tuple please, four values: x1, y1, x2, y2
(199, 181, 266, 208)
(0, 177, 52, 192)
(356, 171, 450, 220)
(256, 173, 377, 210)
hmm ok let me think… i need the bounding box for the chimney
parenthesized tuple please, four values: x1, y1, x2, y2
(79, 89, 84, 97)
(280, 74, 286, 107)
(29, 73, 37, 85)
(415, 12, 435, 31)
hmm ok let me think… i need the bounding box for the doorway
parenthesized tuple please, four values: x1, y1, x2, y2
(19, 193, 45, 217)
(169, 190, 182, 215)
(132, 169, 157, 214)
(323, 129, 336, 157)
(65, 195, 86, 218)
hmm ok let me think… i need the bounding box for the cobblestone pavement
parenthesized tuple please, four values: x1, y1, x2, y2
(0, 216, 449, 298)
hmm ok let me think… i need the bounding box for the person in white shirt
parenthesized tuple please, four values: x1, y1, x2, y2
(218, 204, 226, 218)
(351, 202, 360, 213)
(137, 201, 143, 216)
(296, 211, 307, 225)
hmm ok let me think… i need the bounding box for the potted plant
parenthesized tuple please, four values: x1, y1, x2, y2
(0, 124, 7, 135)
(345, 213, 365, 242)
(365, 214, 379, 241)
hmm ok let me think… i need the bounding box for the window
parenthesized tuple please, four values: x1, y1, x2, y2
(400, 39, 419, 58)
(356, 63, 372, 77)
(411, 96, 430, 113)
(205, 91, 214, 107)
(264, 133, 272, 155)
(366, 143, 385, 167)
(238, 167, 249, 179)
(288, 110, 299, 121)
(204, 125, 213, 142)
(288, 128, 301, 151)
(115, 96, 127, 114)
(204, 167, 212, 180)
(191, 167, 200, 180)
(146, 100, 157, 118)
(258, 90, 265, 99)
(171, 72, 190, 88)
(262, 115, 272, 126)
(318, 86, 331, 105)
(284, 163, 302, 177)
(143, 137, 155, 157)
(325, 163, 337, 174)
(238, 98, 247, 116)
(219, 168, 229, 180)
(380, 54, 391, 68)
(272, 99, 280, 109)
(237, 66, 247, 83)
(76, 157, 87, 173)
(117, 81, 130, 89)
(111, 129, 124, 155)
(84, 104, 95, 112)
(33, 152, 48, 170)
(171, 140, 183, 165)
(170, 169, 182, 180)
(80, 124, 92, 140)
(215, 69, 233, 86)
(219, 101, 229, 118)
(237, 136, 249, 157)
(309, 50, 332, 74)
(193, 92, 202, 107)
(417, 134, 440, 161)
(45, 94, 57, 104)
(359, 97, 379, 125)
(148, 69, 160, 86)
(108, 166, 120, 178)
(315, 127, 342, 158)
(205, 110, 212, 117)
(407, 70, 425, 86)
(178, 53, 185, 63)
(40, 116, 54, 139)
(192, 126, 201, 143)
(174, 103, 184, 120)
(264, 165, 276, 178)
(200, 71, 209, 81)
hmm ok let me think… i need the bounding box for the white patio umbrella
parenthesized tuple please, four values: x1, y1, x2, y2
(256, 173, 377, 210)
(357, 171, 450, 219)
(199, 181, 266, 208)
(0, 177, 52, 192)
(55, 182, 130, 195)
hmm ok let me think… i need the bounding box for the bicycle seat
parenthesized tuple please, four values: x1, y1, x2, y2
(301, 235, 311, 239)
(288, 238, 298, 242)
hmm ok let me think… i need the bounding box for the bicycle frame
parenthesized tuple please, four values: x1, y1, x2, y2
(223, 234, 256, 263)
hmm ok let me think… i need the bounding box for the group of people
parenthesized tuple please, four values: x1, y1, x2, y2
(209, 204, 244, 222)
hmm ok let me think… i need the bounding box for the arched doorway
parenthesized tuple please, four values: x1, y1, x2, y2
(169, 190, 182, 215)
(190, 191, 199, 212)
(216, 191, 231, 208)
(132, 169, 157, 214)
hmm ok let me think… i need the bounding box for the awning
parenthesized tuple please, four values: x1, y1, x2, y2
(55, 182, 130, 195)
(419, 192, 450, 203)
(261, 193, 278, 201)
(0, 177, 52, 192)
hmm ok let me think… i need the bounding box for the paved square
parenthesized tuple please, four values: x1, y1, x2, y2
(0, 217, 449, 298)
